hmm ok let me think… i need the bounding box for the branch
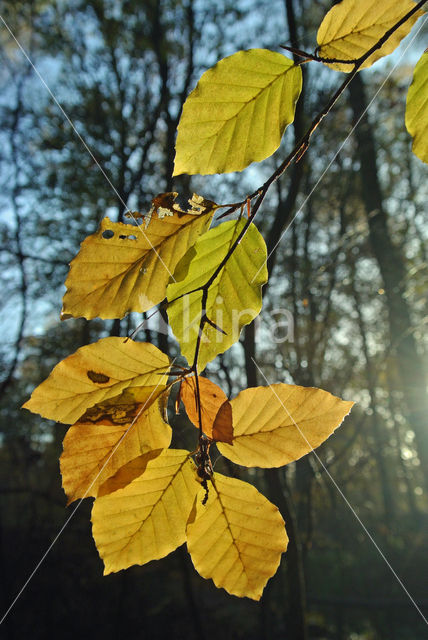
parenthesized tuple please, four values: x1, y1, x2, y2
(1, 79, 28, 396)
(1, 247, 68, 266)
(220, 0, 428, 220)
(181, 2, 426, 377)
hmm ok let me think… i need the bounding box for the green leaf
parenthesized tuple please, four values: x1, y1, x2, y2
(167, 219, 268, 371)
(405, 51, 428, 164)
(173, 49, 302, 176)
(317, 0, 424, 72)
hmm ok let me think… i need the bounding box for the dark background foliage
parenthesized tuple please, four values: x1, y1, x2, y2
(0, 1, 427, 638)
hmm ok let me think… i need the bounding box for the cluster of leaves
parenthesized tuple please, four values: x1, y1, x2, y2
(23, 0, 427, 600)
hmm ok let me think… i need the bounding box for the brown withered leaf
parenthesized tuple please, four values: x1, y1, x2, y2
(129, 192, 218, 228)
(180, 376, 233, 443)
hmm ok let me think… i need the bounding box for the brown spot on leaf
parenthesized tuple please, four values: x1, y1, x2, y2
(81, 402, 137, 425)
(151, 192, 179, 214)
(87, 370, 110, 384)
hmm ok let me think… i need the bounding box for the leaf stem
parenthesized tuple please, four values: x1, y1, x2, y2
(193, 367, 204, 439)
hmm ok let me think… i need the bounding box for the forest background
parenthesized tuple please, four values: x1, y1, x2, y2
(0, 0, 427, 638)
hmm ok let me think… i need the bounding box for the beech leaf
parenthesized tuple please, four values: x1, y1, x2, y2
(173, 49, 302, 175)
(22, 337, 170, 424)
(62, 198, 214, 320)
(180, 376, 233, 443)
(167, 219, 268, 371)
(217, 384, 354, 468)
(60, 388, 171, 504)
(405, 51, 428, 164)
(186, 473, 288, 600)
(91, 449, 198, 574)
(317, 0, 424, 72)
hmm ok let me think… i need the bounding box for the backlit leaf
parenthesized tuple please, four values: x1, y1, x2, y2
(317, 0, 423, 72)
(180, 376, 233, 443)
(217, 384, 354, 467)
(167, 219, 268, 371)
(60, 388, 171, 504)
(405, 51, 428, 164)
(62, 203, 214, 320)
(186, 473, 288, 600)
(22, 337, 170, 424)
(91, 449, 198, 574)
(173, 49, 302, 175)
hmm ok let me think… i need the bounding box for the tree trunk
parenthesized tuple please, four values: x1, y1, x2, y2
(350, 260, 395, 524)
(348, 73, 428, 494)
(240, 6, 308, 636)
(266, 468, 308, 640)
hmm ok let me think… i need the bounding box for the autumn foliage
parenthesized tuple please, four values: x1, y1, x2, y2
(23, 0, 426, 600)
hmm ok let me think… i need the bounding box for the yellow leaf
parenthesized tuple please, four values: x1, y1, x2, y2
(186, 473, 288, 600)
(22, 337, 170, 424)
(60, 388, 171, 504)
(173, 49, 302, 175)
(317, 0, 423, 72)
(217, 384, 354, 467)
(167, 219, 267, 371)
(91, 449, 199, 574)
(180, 376, 233, 443)
(62, 206, 213, 320)
(405, 52, 428, 164)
